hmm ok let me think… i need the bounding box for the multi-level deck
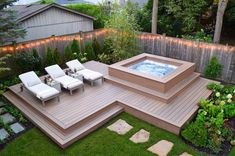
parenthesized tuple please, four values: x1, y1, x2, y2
(4, 58, 214, 148)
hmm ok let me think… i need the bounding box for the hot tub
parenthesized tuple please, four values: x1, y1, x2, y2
(108, 53, 195, 93)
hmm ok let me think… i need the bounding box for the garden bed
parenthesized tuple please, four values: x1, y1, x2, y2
(0, 97, 34, 149)
(181, 83, 235, 155)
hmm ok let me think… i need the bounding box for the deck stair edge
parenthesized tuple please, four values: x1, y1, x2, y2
(105, 72, 200, 103)
(3, 91, 123, 148)
(8, 86, 121, 133)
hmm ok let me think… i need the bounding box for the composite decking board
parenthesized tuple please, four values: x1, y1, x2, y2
(158, 79, 206, 118)
(5, 61, 214, 147)
(4, 91, 123, 148)
(170, 78, 211, 122)
(9, 85, 66, 128)
(169, 79, 209, 119)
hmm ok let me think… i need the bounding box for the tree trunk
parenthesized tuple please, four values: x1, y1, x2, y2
(213, 0, 229, 43)
(151, 0, 159, 34)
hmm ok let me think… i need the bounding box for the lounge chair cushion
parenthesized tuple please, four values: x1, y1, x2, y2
(77, 69, 103, 81)
(28, 83, 59, 99)
(19, 71, 41, 88)
(45, 65, 66, 79)
(55, 75, 83, 89)
(66, 59, 85, 72)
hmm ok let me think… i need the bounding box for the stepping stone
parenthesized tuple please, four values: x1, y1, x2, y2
(147, 140, 174, 156)
(0, 113, 15, 124)
(0, 107, 6, 114)
(179, 152, 193, 156)
(107, 119, 133, 135)
(10, 123, 25, 134)
(0, 128, 9, 140)
(129, 129, 150, 143)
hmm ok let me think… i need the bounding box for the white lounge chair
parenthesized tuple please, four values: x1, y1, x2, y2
(45, 65, 84, 95)
(19, 71, 60, 106)
(66, 60, 104, 86)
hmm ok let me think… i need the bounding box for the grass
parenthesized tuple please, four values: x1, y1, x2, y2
(0, 112, 233, 156)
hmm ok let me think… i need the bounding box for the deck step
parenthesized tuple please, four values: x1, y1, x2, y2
(4, 91, 123, 148)
(105, 72, 200, 103)
(8, 86, 122, 133)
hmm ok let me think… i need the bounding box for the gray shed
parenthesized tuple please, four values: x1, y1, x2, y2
(8, 3, 95, 43)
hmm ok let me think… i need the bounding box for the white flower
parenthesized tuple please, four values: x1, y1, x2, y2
(220, 101, 225, 105)
(227, 94, 232, 99)
(233, 90, 235, 94)
(216, 92, 221, 97)
(227, 99, 232, 103)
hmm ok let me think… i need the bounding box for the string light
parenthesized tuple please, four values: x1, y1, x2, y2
(0, 29, 234, 53)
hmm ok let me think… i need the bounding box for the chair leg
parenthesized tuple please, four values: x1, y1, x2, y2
(57, 96, 60, 102)
(70, 90, 73, 95)
(82, 85, 85, 92)
(42, 101, 45, 106)
(91, 81, 94, 86)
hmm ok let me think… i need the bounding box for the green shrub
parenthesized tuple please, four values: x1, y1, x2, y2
(204, 56, 222, 79)
(92, 37, 102, 56)
(223, 104, 235, 118)
(14, 50, 41, 72)
(32, 49, 42, 71)
(53, 48, 62, 65)
(85, 42, 96, 60)
(182, 121, 208, 147)
(44, 47, 55, 66)
(181, 29, 213, 43)
(71, 39, 80, 54)
(64, 46, 75, 62)
(182, 83, 235, 153)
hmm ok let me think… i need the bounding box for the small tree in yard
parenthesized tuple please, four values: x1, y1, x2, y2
(71, 39, 80, 55)
(64, 46, 75, 62)
(53, 48, 62, 65)
(104, 3, 140, 63)
(44, 47, 55, 66)
(85, 42, 96, 61)
(204, 56, 222, 79)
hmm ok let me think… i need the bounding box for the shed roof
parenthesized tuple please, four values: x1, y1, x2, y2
(8, 3, 95, 22)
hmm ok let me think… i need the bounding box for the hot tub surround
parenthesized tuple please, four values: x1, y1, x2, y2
(108, 53, 195, 93)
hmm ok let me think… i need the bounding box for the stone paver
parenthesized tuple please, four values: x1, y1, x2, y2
(0, 113, 15, 124)
(10, 122, 25, 134)
(0, 128, 9, 140)
(147, 140, 174, 156)
(107, 119, 133, 135)
(129, 129, 150, 143)
(179, 152, 193, 156)
(0, 107, 6, 114)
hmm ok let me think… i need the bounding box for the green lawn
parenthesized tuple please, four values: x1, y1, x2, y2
(0, 112, 234, 156)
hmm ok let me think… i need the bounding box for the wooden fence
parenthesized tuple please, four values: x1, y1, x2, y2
(0, 29, 234, 83)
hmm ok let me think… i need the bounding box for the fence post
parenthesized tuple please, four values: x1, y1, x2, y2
(79, 31, 84, 53)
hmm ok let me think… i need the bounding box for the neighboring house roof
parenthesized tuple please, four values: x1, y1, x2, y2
(8, 3, 95, 22)
(55, 0, 92, 5)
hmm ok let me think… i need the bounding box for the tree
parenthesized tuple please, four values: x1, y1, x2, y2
(64, 46, 75, 62)
(44, 47, 54, 66)
(104, 3, 140, 62)
(213, 0, 229, 43)
(151, 0, 159, 33)
(0, 0, 26, 45)
(53, 48, 62, 65)
(71, 39, 80, 54)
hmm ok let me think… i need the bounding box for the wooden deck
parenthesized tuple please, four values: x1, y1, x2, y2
(4, 61, 214, 148)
